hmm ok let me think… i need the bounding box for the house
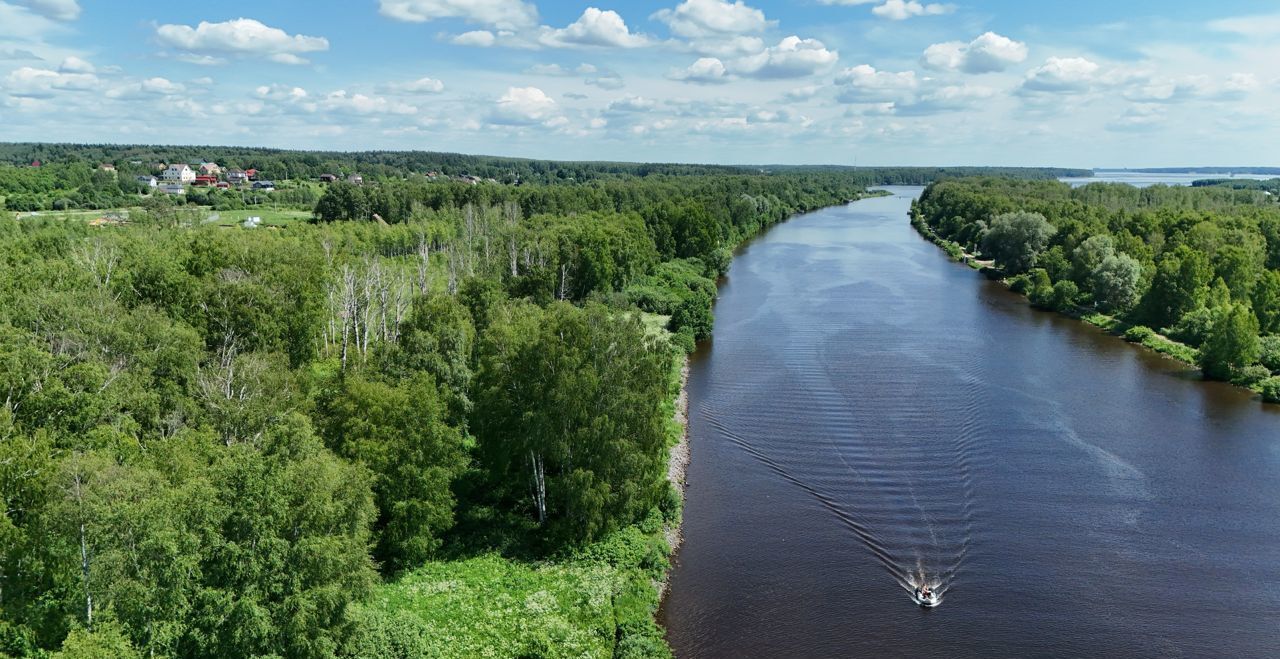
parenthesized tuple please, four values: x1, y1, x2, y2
(216, 181, 230, 189)
(319, 174, 338, 183)
(192, 176, 218, 187)
(162, 164, 196, 183)
(244, 168, 257, 179)
(135, 175, 158, 188)
(346, 174, 364, 185)
(199, 162, 221, 177)
(226, 169, 250, 185)
(160, 184, 186, 195)
(98, 163, 116, 172)
(252, 180, 275, 191)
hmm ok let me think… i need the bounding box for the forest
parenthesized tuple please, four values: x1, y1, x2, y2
(914, 178, 1280, 402)
(0, 141, 896, 658)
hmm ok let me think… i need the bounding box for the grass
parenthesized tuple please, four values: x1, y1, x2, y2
(202, 208, 312, 227)
(347, 320, 687, 659)
(1080, 313, 1201, 365)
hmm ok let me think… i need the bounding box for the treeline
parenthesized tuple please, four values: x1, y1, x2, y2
(915, 178, 1280, 401)
(1, 142, 1089, 213)
(1193, 178, 1280, 196)
(0, 165, 871, 656)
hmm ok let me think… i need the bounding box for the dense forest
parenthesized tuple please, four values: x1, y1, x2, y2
(0, 140, 897, 658)
(0, 142, 1089, 213)
(914, 178, 1280, 402)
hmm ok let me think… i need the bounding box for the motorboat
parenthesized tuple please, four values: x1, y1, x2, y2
(914, 585, 941, 608)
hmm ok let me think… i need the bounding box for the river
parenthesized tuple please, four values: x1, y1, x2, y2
(659, 186, 1280, 658)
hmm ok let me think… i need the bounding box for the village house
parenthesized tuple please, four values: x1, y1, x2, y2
(319, 174, 338, 183)
(192, 176, 218, 187)
(98, 163, 116, 172)
(162, 164, 196, 183)
(199, 162, 221, 177)
(135, 175, 157, 188)
(252, 180, 275, 191)
(346, 174, 364, 185)
(160, 183, 186, 195)
(226, 169, 250, 185)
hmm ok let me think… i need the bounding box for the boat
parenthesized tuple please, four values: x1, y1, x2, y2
(914, 585, 941, 608)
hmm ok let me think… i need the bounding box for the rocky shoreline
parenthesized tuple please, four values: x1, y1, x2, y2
(659, 359, 691, 599)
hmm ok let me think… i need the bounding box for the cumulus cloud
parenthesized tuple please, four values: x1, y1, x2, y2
(605, 96, 657, 114)
(538, 8, 648, 48)
(57, 55, 93, 73)
(652, 0, 770, 38)
(834, 64, 917, 103)
(733, 36, 838, 79)
(922, 32, 1027, 74)
(106, 77, 187, 99)
(871, 0, 954, 20)
(895, 84, 995, 115)
(322, 90, 417, 115)
(668, 57, 731, 84)
(450, 30, 497, 47)
(1020, 56, 1101, 94)
(490, 86, 559, 124)
(12, 0, 79, 21)
(382, 76, 445, 94)
(4, 65, 97, 97)
(1123, 72, 1259, 103)
(585, 72, 625, 89)
(156, 18, 329, 65)
(1107, 104, 1164, 132)
(378, 0, 538, 30)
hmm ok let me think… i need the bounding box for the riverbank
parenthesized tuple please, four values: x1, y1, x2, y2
(659, 358, 691, 600)
(910, 208, 1280, 402)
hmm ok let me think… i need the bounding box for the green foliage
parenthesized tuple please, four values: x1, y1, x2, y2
(1259, 335, 1280, 372)
(980, 211, 1056, 274)
(1232, 364, 1272, 387)
(1166, 307, 1217, 347)
(1049, 280, 1080, 312)
(1260, 376, 1280, 403)
(1124, 325, 1157, 343)
(52, 621, 141, 659)
(1200, 304, 1261, 381)
(669, 292, 715, 341)
(474, 303, 669, 545)
(316, 374, 468, 572)
(1090, 253, 1143, 313)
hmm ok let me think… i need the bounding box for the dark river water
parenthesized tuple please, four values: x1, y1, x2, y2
(659, 187, 1280, 658)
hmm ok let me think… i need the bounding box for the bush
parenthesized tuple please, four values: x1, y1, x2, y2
(1124, 325, 1156, 343)
(1259, 336, 1280, 372)
(1233, 365, 1273, 387)
(1261, 377, 1280, 403)
(1049, 280, 1080, 312)
(670, 326, 697, 354)
(669, 292, 713, 340)
(1165, 307, 1216, 347)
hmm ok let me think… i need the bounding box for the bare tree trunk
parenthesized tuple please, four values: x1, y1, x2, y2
(416, 234, 431, 295)
(530, 451, 547, 525)
(70, 468, 93, 628)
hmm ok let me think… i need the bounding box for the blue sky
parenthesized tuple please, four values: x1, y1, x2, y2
(1, 0, 1277, 167)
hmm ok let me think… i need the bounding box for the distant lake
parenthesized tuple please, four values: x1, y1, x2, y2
(1061, 171, 1276, 188)
(661, 187, 1280, 657)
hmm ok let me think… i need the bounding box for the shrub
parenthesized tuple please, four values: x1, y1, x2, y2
(1049, 280, 1080, 312)
(1261, 377, 1280, 403)
(1165, 307, 1216, 347)
(1259, 336, 1280, 373)
(1124, 325, 1156, 343)
(670, 326, 697, 354)
(1233, 365, 1273, 387)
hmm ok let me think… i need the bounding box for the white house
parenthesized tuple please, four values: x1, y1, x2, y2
(160, 183, 187, 195)
(162, 164, 196, 183)
(135, 175, 158, 188)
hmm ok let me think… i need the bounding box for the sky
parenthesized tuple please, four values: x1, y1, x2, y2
(0, 0, 1277, 167)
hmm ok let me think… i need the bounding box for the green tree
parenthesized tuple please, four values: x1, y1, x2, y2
(1138, 245, 1212, 329)
(1090, 253, 1143, 313)
(474, 303, 668, 544)
(980, 211, 1055, 274)
(316, 374, 467, 571)
(1199, 303, 1261, 381)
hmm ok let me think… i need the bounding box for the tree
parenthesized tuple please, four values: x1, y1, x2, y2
(1251, 270, 1280, 335)
(315, 374, 467, 571)
(1199, 303, 1261, 381)
(1138, 245, 1212, 329)
(1071, 235, 1116, 282)
(1090, 253, 1143, 313)
(473, 303, 668, 544)
(669, 292, 714, 341)
(378, 294, 476, 421)
(980, 211, 1055, 274)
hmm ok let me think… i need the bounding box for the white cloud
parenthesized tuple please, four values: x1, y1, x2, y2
(585, 72, 625, 89)
(1020, 57, 1101, 94)
(156, 18, 329, 65)
(834, 64, 917, 103)
(668, 57, 731, 84)
(871, 0, 954, 21)
(105, 77, 186, 99)
(1208, 14, 1280, 39)
(11, 0, 79, 21)
(322, 90, 418, 115)
(57, 55, 93, 73)
(450, 30, 497, 47)
(378, 0, 538, 30)
(4, 65, 97, 98)
(652, 0, 770, 38)
(605, 96, 657, 114)
(922, 32, 1028, 74)
(383, 76, 445, 93)
(895, 84, 995, 115)
(1107, 104, 1164, 132)
(784, 85, 821, 101)
(539, 8, 648, 48)
(733, 36, 838, 79)
(490, 86, 558, 124)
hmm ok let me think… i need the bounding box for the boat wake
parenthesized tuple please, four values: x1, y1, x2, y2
(699, 325, 991, 608)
